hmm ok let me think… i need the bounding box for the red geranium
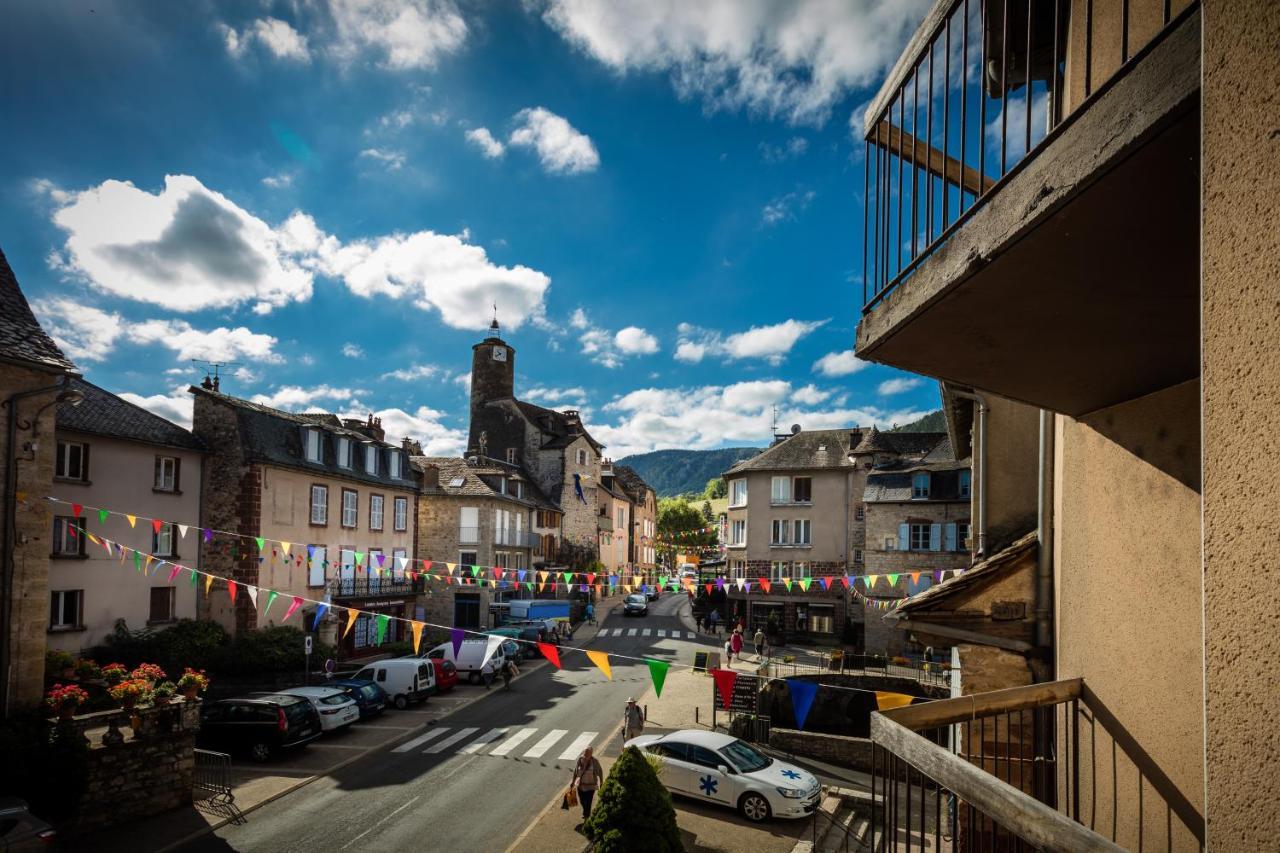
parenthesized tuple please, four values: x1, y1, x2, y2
(45, 683, 90, 713)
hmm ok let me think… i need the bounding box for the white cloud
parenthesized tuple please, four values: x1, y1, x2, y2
(360, 148, 407, 170)
(614, 326, 659, 355)
(568, 310, 657, 367)
(233, 366, 261, 383)
(761, 189, 815, 226)
(878, 377, 924, 396)
(540, 0, 930, 126)
(31, 298, 124, 362)
(525, 386, 588, 405)
(384, 363, 446, 381)
(464, 127, 506, 158)
(813, 350, 868, 377)
(250, 385, 360, 410)
(342, 342, 365, 358)
(118, 386, 194, 430)
(326, 0, 468, 70)
(262, 172, 294, 188)
(677, 319, 827, 366)
(792, 383, 831, 405)
(345, 404, 466, 455)
(509, 107, 599, 175)
(221, 18, 310, 61)
(760, 136, 808, 163)
(453, 372, 472, 393)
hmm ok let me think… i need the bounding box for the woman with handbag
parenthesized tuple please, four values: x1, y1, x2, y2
(570, 747, 604, 825)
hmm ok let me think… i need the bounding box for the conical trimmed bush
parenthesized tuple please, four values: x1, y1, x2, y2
(584, 745, 683, 852)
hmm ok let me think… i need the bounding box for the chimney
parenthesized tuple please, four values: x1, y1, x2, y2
(341, 415, 385, 442)
(421, 464, 440, 491)
(402, 436, 422, 455)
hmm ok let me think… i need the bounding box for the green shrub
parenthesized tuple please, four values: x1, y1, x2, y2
(584, 746, 682, 852)
(44, 649, 75, 677)
(88, 620, 332, 678)
(210, 626, 334, 676)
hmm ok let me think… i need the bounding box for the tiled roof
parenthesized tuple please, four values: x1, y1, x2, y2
(853, 426, 893, 454)
(513, 400, 603, 451)
(411, 455, 557, 509)
(863, 466, 969, 503)
(57, 377, 203, 451)
(0, 247, 76, 372)
(612, 464, 654, 503)
(725, 428, 857, 474)
(894, 531, 1037, 616)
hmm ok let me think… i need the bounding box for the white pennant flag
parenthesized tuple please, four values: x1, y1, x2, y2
(480, 634, 505, 669)
(397, 555, 408, 571)
(736, 577, 745, 592)
(246, 585, 259, 607)
(177, 524, 189, 539)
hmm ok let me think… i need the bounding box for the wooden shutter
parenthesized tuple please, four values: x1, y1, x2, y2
(930, 524, 942, 551)
(944, 523, 957, 552)
(898, 523, 910, 551)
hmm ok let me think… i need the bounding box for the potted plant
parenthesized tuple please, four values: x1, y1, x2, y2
(130, 663, 167, 684)
(177, 668, 209, 700)
(46, 649, 76, 680)
(74, 658, 101, 682)
(45, 683, 90, 720)
(108, 678, 151, 711)
(101, 663, 128, 686)
(151, 681, 177, 703)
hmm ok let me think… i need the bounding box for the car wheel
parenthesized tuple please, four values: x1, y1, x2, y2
(250, 742, 273, 763)
(394, 694, 409, 710)
(739, 792, 771, 823)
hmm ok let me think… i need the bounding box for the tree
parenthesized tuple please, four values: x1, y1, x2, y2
(702, 477, 727, 499)
(584, 746, 683, 852)
(657, 498, 717, 568)
(701, 500, 714, 523)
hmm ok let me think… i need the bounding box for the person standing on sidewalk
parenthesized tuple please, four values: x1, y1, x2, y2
(571, 747, 604, 826)
(731, 627, 744, 662)
(753, 627, 765, 659)
(586, 602, 596, 625)
(724, 636, 734, 667)
(623, 697, 645, 742)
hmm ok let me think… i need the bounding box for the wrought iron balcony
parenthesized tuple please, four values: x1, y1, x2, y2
(328, 576, 422, 598)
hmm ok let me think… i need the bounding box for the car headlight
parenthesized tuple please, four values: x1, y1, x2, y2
(776, 787, 805, 798)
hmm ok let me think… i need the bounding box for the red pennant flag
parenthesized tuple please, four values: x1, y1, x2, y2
(494, 568, 504, 580)
(228, 580, 237, 604)
(758, 578, 772, 594)
(72, 503, 83, 518)
(587, 573, 596, 586)
(151, 518, 163, 534)
(704, 583, 713, 596)
(841, 576, 850, 589)
(538, 643, 561, 669)
(710, 668, 738, 710)
(422, 560, 432, 571)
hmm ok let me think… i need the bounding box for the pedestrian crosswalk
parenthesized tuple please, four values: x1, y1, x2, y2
(595, 627, 697, 639)
(393, 725, 603, 761)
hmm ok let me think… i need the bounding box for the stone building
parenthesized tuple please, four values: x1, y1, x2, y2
(0, 247, 78, 713)
(613, 464, 657, 571)
(48, 377, 204, 651)
(595, 460, 631, 572)
(412, 455, 556, 629)
(191, 386, 417, 657)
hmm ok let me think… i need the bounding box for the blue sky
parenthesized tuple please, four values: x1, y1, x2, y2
(1, 0, 938, 457)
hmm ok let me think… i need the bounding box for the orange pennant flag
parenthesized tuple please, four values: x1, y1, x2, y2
(875, 691, 916, 711)
(204, 574, 214, 595)
(343, 608, 359, 639)
(410, 621, 425, 654)
(910, 572, 920, 583)
(586, 650, 612, 680)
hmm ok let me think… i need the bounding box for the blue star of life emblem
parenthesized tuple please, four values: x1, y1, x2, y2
(699, 774, 718, 795)
(781, 769, 801, 780)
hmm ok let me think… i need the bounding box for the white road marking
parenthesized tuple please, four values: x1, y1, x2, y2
(626, 628, 637, 637)
(392, 727, 451, 753)
(489, 727, 538, 756)
(687, 632, 696, 639)
(656, 629, 666, 638)
(425, 727, 480, 753)
(340, 795, 419, 849)
(641, 629, 652, 637)
(557, 732, 598, 761)
(523, 729, 568, 758)
(600, 628, 614, 637)
(459, 727, 508, 754)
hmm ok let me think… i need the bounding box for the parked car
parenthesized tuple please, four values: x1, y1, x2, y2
(623, 593, 649, 616)
(432, 658, 459, 693)
(628, 730, 820, 822)
(275, 686, 360, 732)
(329, 678, 387, 719)
(425, 638, 506, 684)
(0, 797, 55, 850)
(352, 659, 434, 709)
(197, 694, 322, 762)
(487, 628, 527, 662)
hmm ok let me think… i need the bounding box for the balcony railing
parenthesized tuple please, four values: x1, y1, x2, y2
(328, 576, 421, 598)
(495, 530, 536, 548)
(862, 0, 1199, 310)
(869, 678, 1204, 850)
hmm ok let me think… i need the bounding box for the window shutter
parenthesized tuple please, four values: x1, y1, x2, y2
(944, 523, 957, 552)
(898, 523, 909, 551)
(173, 457, 181, 491)
(930, 524, 942, 551)
(81, 443, 90, 481)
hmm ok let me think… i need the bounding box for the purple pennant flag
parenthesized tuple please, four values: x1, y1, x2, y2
(744, 581, 752, 594)
(933, 570, 943, 582)
(203, 528, 212, 542)
(450, 627, 466, 659)
(376, 553, 386, 568)
(715, 578, 725, 589)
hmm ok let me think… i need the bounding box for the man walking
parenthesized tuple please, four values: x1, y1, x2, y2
(623, 697, 645, 742)
(571, 746, 604, 828)
(753, 627, 765, 659)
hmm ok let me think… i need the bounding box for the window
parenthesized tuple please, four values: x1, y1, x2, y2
(511, 480, 523, 499)
(153, 522, 177, 557)
(369, 494, 384, 531)
(341, 489, 358, 528)
(336, 437, 351, 468)
(459, 550, 478, 567)
(909, 523, 931, 551)
(364, 445, 378, 474)
(854, 548, 864, 564)
(460, 507, 479, 543)
(154, 456, 179, 492)
(959, 470, 972, 499)
(730, 519, 747, 546)
(730, 479, 748, 506)
(770, 476, 791, 504)
(392, 548, 407, 581)
(770, 561, 791, 581)
(793, 477, 812, 503)
(55, 441, 87, 481)
(49, 590, 82, 630)
(912, 472, 931, 499)
(393, 497, 408, 532)
(51, 516, 85, 557)
(513, 552, 526, 571)
(388, 452, 402, 479)
(310, 485, 328, 525)
(304, 429, 322, 463)
(308, 546, 326, 587)
(855, 506, 865, 521)
(770, 519, 790, 545)
(495, 508, 512, 545)
(731, 560, 746, 579)
(149, 587, 176, 623)
(495, 551, 510, 568)
(808, 604, 835, 634)
(957, 522, 971, 551)
(506, 447, 517, 464)
(793, 519, 811, 545)
(576, 448, 588, 466)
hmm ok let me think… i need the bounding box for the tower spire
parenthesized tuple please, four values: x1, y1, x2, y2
(489, 303, 500, 336)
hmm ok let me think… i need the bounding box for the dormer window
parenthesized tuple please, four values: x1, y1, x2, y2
(509, 480, 523, 499)
(388, 451, 402, 479)
(506, 447, 517, 464)
(304, 428, 322, 463)
(912, 472, 931, 499)
(336, 437, 351, 468)
(364, 444, 378, 475)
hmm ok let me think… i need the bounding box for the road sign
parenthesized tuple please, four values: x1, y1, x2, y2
(714, 674, 759, 714)
(324, 658, 336, 673)
(305, 636, 313, 654)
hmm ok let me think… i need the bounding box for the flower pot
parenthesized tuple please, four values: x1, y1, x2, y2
(181, 686, 199, 700)
(121, 696, 138, 711)
(57, 704, 76, 721)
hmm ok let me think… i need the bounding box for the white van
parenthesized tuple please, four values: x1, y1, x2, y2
(426, 638, 505, 684)
(351, 659, 435, 709)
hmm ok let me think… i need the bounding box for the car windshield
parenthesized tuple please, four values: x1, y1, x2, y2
(720, 739, 772, 773)
(627, 595, 645, 604)
(361, 685, 379, 699)
(318, 695, 348, 706)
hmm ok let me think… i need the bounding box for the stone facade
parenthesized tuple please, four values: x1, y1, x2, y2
(768, 728, 875, 772)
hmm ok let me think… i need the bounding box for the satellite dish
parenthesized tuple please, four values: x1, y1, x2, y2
(791, 424, 802, 434)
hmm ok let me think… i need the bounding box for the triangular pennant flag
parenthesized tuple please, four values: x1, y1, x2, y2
(253, 537, 265, 552)
(374, 614, 390, 644)
(659, 576, 668, 588)
(188, 567, 197, 586)
(887, 574, 899, 587)
(539, 643, 561, 668)
(493, 568, 503, 580)
(228, 580, 237, 604)
(910, 572, 921, 584)
(798, 577, 811, 592)
(133, 550, 142, 572)
(450, 627, 466, 659)
(343, 608, 358, 639)
(354, 551, 365, 566)
(820, 577, 831, 591)
(97, 508, 108, 524)
(376, 553, 386, 568)
(280, 542, 291, 556)
(151, 518, 163, 534)
(123, 514, 136, 528)
(704, 583, 713, 595)
(246, 585, 259, 607)
(758, 578, 771, 594)
(647, 659, 670, 698)
(518, 569, 527, 582)
(562, 571, 573, 585)
(711, 668, 739, 710)
(167, 563, 182, 583)
(263, 590, 279, 617)
(841, 576, 850, 589)
(470, 565, 481, 577)
(283, 596, 303, 621)
(586, 650, 612, 680)
(72, 503, 83, 518)
(586, 572, 596, 586)
(876, 691, 916, 711)
(787, 679, 819, 729)
(203, 527, 212, 542)
(204, 574, 214, 594)
(866, 575, 879, 589)
(736, 577, 745, 592)
(480, 634, 504, 668)
(314, 601, 329, 626)
(397, 555, 408, 571)
(411, 621, 425, 654)
(538, 570, 548, 583)
(783, 578, 793, 592)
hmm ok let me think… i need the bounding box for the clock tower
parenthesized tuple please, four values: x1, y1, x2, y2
(470, 316, 515, 413)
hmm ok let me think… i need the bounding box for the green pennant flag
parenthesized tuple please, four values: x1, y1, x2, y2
(799, 577, 812, 592)
(524, 582, 533, 591)
(646, 659, 670, 698)
(354, 551, 364, 566)
(263, 590, 279, 617)
(783, 578, 793, 592)
(887, 574, 899, 587)
(658, 576, 668, 588)
(255, 537, 265, 552)
(562, 571, 573, 585)
(189, 568, 197, 586)
(97, 508, 109, 525)
(470, 565, 481, 577)
(133, 550, 142, 572)
(375, 614, 390, 644)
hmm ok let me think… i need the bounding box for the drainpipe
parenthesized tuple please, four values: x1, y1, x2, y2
(949, 389, 988, 557)
(1, 378, 73, 716)
(1035, 409, 1055, 669)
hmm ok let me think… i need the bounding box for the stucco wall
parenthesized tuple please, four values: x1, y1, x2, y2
(736, 469, 850, 566)
(1202, 0, 1280, 844)
(983, 395, 1040, 553)
(47, 432, 202, 651)
(1053, 381, 1202, 850)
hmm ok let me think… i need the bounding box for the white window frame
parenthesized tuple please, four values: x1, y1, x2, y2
(55, 440, 86, 480)
(311, 485, 328, 525)
(388, 452, 402, 479)
(304, 429, 322, 463)
(506, 447, 518, 464)
(52, 517, 85, 557)
(50, 589, 83, 630)
(460, 507, 479, 544)
(393, 496, 408, 532)
(770, 519, 790, 545)
(308, 546, 326, 587)
(957, 522, 971, 551)
(770, 476, 791, 504)
(154, 456, 178, 492)
(336, 437, 351, 468)
(341, 489, 359, 528)
(364, 444, 378, 475)
(912, 472, 931, 500)
(731, 560, 746, 580)
(729, 479, 748, 507)
(730, 519, 747, 546)
(770, 561, 791, 582)
(459, 550, 478, 567)
(793, 519, 811, 545)
(369, 494, 384, 531)
(153, 522, 177, 558)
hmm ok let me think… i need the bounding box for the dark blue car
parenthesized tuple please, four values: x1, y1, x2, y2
(329, 678, 388, 719)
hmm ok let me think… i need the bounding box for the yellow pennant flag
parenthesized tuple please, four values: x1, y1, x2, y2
(204, 574, 214, 594)
(126, 514, 137, 528)
(144, 554, 154, 572)
(875, 691, 915, 711)
(411, 621, 425, 654)
(86, 532, 100, 546)
(586, 650, 612, 681)
(538, 570, 548, 583)
(446, 562, 456, 573)
(281, 542, 291, 556)
(343, 608, 359, 639)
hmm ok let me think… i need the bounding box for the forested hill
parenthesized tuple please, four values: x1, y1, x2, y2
(616, 447, 761, 498)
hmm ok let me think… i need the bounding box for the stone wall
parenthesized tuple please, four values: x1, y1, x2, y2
(769, 728, 875, 772)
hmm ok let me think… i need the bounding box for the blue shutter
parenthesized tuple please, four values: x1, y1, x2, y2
(898, 523, 910, 551)
(944, 523, 957, 552)
(930, 524, 942, 551)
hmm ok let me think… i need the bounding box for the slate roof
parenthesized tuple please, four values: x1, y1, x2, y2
(852, 426, 894, 454)
(894, 531, 1037, 616)
(724, 428, 859, 474)
(864, 467, 970, 503)
(0, 247, 77, 372)
(513, 400, 604, 451)
(412, 455, 557, 509)
(57, 377, 203, 451)
(612, 464, 654, 504)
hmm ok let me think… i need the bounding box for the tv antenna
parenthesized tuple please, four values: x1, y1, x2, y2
(191, 359, 240, 391)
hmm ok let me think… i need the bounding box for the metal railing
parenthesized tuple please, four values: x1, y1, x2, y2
(194, 748, 235, 803)
(869, 678, 1204, 851)
(862, 0, 1200, 309)
(328, 576, 421, 598)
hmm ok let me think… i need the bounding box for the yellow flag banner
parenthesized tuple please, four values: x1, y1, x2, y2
(126, 514, 137, 528)
(586, 650, 612, 681)
(410, 621, 425, 654)
(204, 574, 214, 594)
(281, 542, 291, 556)
(875, 691, 915, 711)
(343, 608, 359, 639)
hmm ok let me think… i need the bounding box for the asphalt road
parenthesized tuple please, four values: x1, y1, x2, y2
(185, 593, 717, 853)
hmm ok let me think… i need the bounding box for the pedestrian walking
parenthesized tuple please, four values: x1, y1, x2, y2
(724, 637, 733, 667)
(622, 696, 645, 742)
(586, 602, 596, 625)
(708, 609, 719, 635)
(731, 627, 744, 662)
(501, 657, 519, 690)
(695, 613, 704, 633)
(571, 747, 604, 827)
(753, 627, 765, 659)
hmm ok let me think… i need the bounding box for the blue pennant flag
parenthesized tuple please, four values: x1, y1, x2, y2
(786, 679, 819, 730)
(518, 569, 527, 582)
(313, 600, 329, 628)
(573, 473, 587, 504)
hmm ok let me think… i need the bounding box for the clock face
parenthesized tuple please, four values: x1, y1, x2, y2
(492, 347, 507, 362)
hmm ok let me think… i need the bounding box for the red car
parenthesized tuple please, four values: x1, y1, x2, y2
(432, 658, 459, 694)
